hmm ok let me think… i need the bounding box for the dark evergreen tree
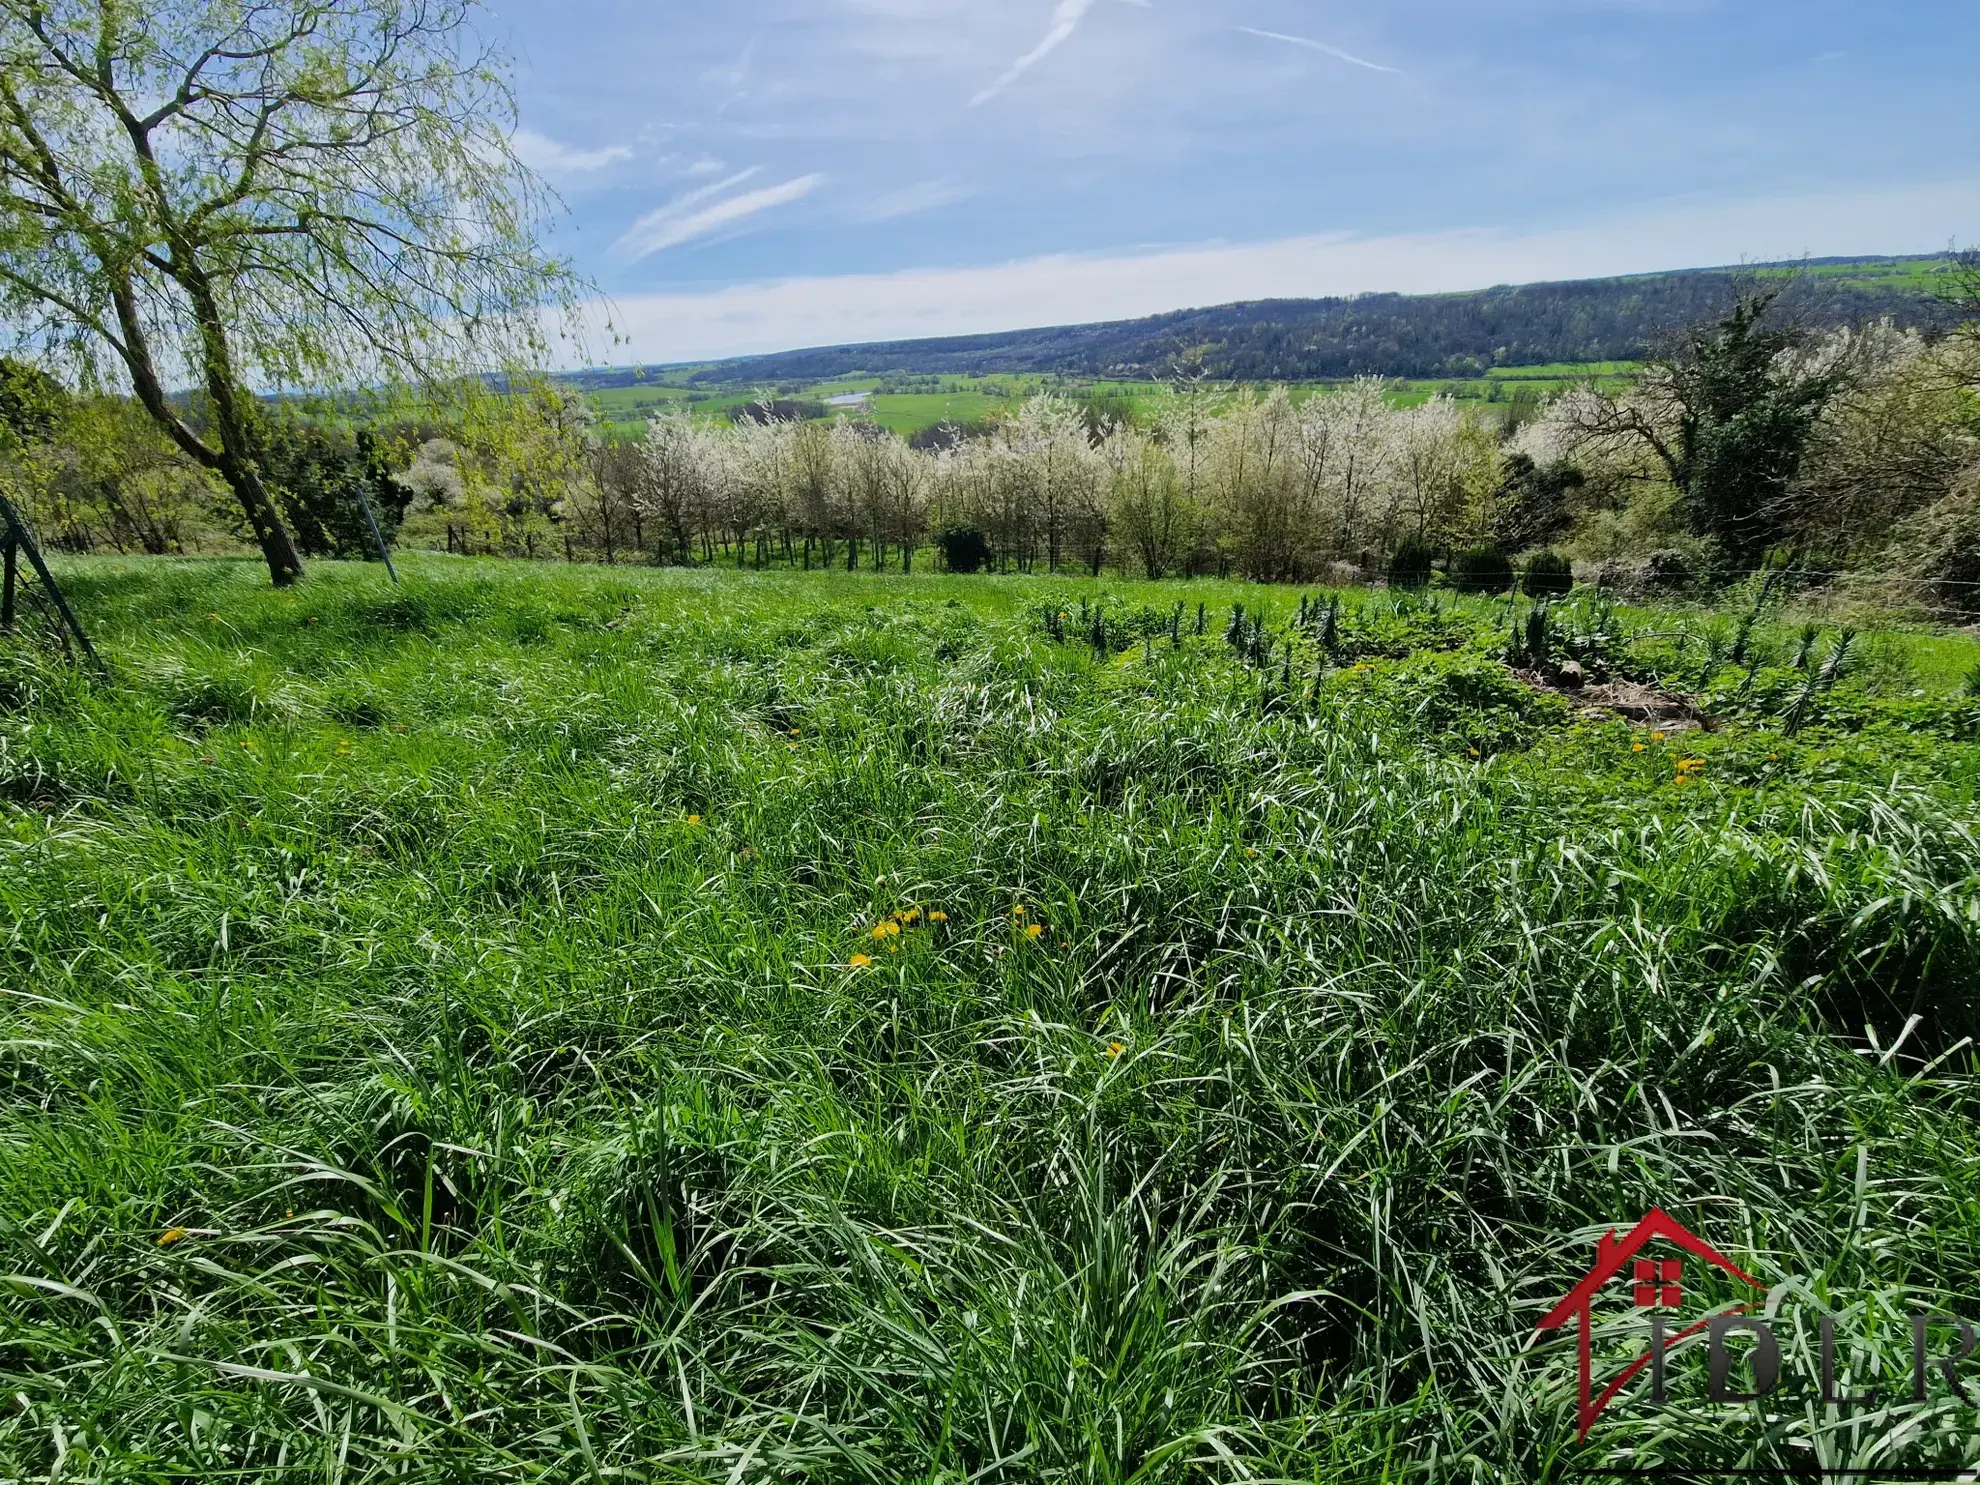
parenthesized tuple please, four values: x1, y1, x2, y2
(1664, 291, 1847, 567)
(1522, 551, 1574, 598)
(933, 524, 992, 574)
(1388, 538, 1435, 589)
(1451, 546, 1515, 594)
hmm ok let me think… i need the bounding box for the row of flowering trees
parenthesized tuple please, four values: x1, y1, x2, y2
(439, 381, 1512, 582)
(23, 308, 1968, 595)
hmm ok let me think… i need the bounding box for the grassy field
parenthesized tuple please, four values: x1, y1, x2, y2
(4, 557, 1980, 1480)
(1389, 363, 1643, 409)
(581, 366, 1649, 439)
(584, 377, 1025, 441)
(1752, 257, 1962, 291)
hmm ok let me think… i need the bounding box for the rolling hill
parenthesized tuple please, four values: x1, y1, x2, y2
(568, 256, 1964, 391)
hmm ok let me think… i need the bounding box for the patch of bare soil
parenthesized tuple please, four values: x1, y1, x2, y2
(1514, 669, 1716, 732)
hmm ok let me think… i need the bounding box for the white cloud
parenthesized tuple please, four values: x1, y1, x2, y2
(856, 180, 975, 222)
(612, 171, 828, 261)
(582, 179, 1980, 364)
(1237, 27, 1402, 76)
(512, 129, 634, 174)
(971, 0, 1099, 107)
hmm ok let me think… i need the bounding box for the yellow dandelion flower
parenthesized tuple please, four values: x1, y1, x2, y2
(790, 728, 801, 736)
(1244, 846, 1259, 857)
(1768, 753, 1781, 762)
(1107, 1041, 1125, 1059)
(1466, 747, 1481, 758)
(901, 908, 922, 924)
(687, 814, 702, 825)
(849, 953, 873, 968)
(1025, 923, 1044, 940)
(158, 1228, 189, 1247)
(1651, 730, 1667, 742)
(872, 922, 901, 940)
(1633, 743, 1646, 753)
(1012, 905, 1027, 918)
(788, 742, 799, 751)
(928, 911, 949, 924)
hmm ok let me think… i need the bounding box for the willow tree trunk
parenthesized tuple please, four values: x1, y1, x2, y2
(184, 229, 307, 587)
(210, 411, 304, 586)
(109, 273, 305, 585)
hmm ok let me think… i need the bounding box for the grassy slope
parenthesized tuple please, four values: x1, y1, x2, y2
(3, 557, 1980, 1480)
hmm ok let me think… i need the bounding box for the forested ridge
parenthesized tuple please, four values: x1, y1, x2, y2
(576, 257, 1962, 387)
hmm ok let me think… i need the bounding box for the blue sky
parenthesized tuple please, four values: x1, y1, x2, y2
(488, 0, 1980, 365)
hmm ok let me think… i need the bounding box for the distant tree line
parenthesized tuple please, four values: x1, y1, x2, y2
(672, 263, 1964, 386)
(4, 271, 1977, 613)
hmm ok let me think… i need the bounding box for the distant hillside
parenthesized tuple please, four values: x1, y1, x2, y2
(575, 257, 1964, 390)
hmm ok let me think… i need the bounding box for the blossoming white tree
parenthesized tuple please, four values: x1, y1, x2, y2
(605, 379, 1518, 583)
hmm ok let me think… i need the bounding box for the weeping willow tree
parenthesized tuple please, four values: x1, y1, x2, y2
(0, 0, 582, 584)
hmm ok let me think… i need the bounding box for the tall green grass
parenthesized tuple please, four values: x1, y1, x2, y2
(2, 557, 1979, 1481)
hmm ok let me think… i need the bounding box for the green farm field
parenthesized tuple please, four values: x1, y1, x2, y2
(582, 365, 1649, 439)
(584, 377, 1024, 440)
(3, 555, 1980, 1478)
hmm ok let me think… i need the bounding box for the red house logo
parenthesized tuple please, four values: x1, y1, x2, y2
(1536, 1209, 1767, 1439)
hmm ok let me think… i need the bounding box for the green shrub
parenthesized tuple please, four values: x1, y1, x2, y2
(1450, 545, 1515, 594)
(1640, 548, 1694, 592)
(934, 524, 992, 574)
(1388, 538, 1434, 589)
(1522, 550, 1574, 598)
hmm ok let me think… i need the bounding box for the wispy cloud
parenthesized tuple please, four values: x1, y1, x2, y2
(856, 180, 975, 223)
(1238, 27, 1402, 76)
(971, 0, 1098, 107)
(613, 170, 828, 261)
(512, 129, 634, 174)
